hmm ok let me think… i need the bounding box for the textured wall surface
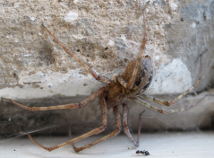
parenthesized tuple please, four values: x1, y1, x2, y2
(0, 0, 214, 137)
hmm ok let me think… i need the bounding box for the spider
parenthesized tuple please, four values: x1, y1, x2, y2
(2, 2, 206, 153)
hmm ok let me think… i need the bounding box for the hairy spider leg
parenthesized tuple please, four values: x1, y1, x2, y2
(19, 94, 108, 151)
(136, 50, 206, 111)
(135, 94, 206, 114)
(42, 24, 111, 84)
(72, 102, 148, 152)
(2, 87, 105, 111)
(72, 105, 121, 152)
(122, 103, 139, 147)
(137, 110, 145, 145)
(127, 2, 149, 90)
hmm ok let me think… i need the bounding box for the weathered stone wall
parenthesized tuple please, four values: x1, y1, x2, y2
(0, 0, 214, 136)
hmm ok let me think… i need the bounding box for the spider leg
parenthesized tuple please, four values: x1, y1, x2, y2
(122, 103, 138, 147)
(20, 94, 108, 152)
(118, 76, 129, 88)
(137, 110, 145, 145)
(1, 87, 105, 111)
(127, 2, 149, 90)
(117, 76, 138, 90)
(72, 105, 122, 152)
(42, 24, 111, 84)
(135, 95, 206, 114)
(137, 50, 205, 106)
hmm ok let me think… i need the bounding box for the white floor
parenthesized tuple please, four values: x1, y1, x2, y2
(1, 131, 214, 158)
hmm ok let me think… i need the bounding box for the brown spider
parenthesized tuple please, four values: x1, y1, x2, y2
(2, 2, 205, 153)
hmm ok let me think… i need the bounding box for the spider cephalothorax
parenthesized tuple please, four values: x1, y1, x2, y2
(105, 55, 153, 108)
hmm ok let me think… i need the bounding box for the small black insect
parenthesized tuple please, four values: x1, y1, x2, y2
(136, 150, 150, 156)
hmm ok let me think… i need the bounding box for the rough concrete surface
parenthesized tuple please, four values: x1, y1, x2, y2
(0, 0, 214, 137)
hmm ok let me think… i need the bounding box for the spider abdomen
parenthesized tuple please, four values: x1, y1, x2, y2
(121, 55, 153, 95)
(137, 55, 153, 93)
